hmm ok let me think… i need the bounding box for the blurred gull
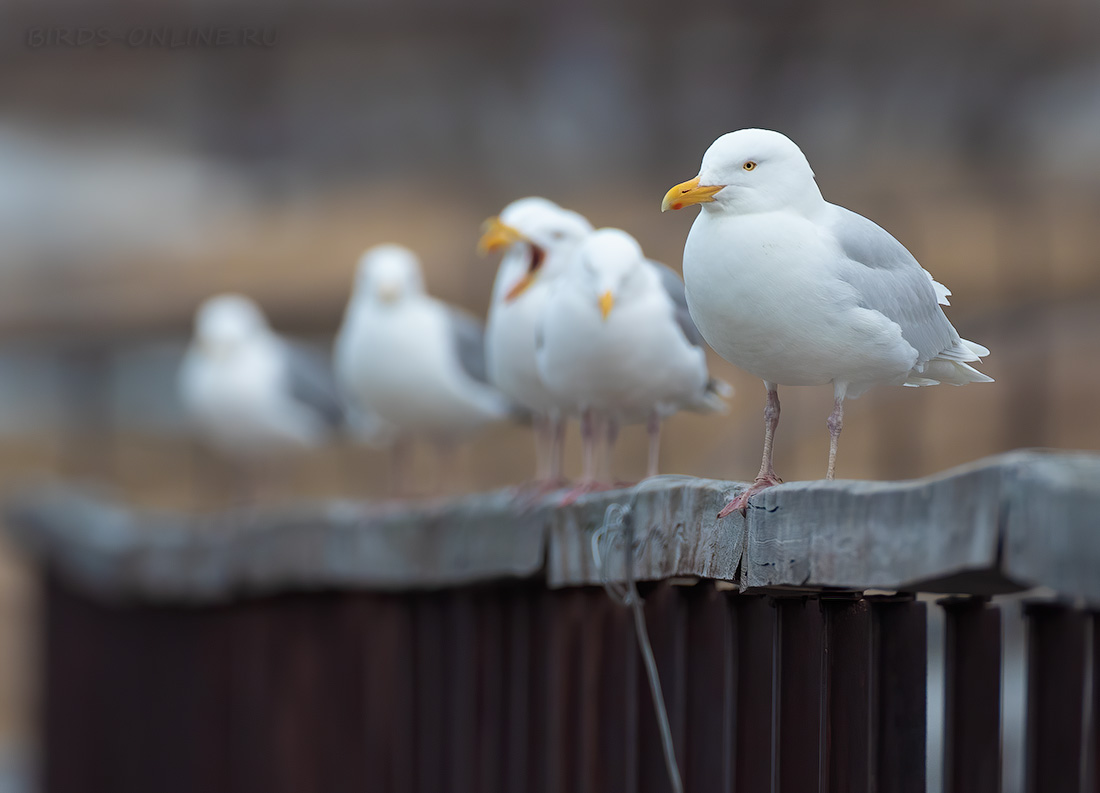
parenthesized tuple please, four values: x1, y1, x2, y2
(478, 197, 593, 487)
(179, 294, 344, 469)
(335, 244, 511, 494)
(536, 228, 730, 498)
(663, 128, 992, 517)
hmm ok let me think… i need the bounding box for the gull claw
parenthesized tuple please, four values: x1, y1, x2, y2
(511, 478, 570, 510)
(717, 475, 783, 518)
(559, 480, 616, 506)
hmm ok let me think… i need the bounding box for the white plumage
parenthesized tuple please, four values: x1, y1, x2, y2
(480, 197, 592, 482)
(179, 294, 343, 462)
(663, 128, 992, 515)
(536, 227, 730, 484)
(334, 244, 510, 459)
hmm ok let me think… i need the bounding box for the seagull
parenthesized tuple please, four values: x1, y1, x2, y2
(662, 128, 992, 517)
(536, 227, 730, 495)
(178, 293, 344, 473)
(478, 197, 593, 486)
(334, 244, 511, 494)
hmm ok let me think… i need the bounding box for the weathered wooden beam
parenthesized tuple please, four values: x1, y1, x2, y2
(6, 489, 550, 601)
(7, 450, 1100, 605)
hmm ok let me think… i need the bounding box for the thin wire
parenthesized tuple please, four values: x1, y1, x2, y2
(594, 499, 684, 793)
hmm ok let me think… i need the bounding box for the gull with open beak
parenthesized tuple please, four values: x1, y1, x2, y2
(335, 243, 512, 495)
(535, 227, 731, 499)
(663, 128, 991, 517)
(478, 197, 593, 488)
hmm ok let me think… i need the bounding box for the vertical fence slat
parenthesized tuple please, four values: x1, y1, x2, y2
(504, 588, 536, 793)
(228, 593, 337, 793)
(476, 592, 507, 793)
(736, 595, 778, 793)
(823, 597, 871, 793)
(276, 596, 332, 793)
(1093, 612, 1100, 793)
(360, 593, 416, 793)
(575, 590, 610, 793)
(414, 594, 448, 793)
(317, 593, 369, 793)
(160, 605, 234, 793)
(98, 600, 156, 793)
(871, 596, 927, 793)
(1024, 601, 1086, 793)
(942, 597, 1002, 793)
(43, 575, 100, 793)
(637, 583, 687, 793)
(445, 590, 480, 793)
(777, 597, 825, 793)
(594, 592, 638, 793)
(685, 585, 734, 791)
(230, 596, 283, 793)
(545, 588, 585, 793)
(392, 598, 418, 793)
(527, 588, 553, 793)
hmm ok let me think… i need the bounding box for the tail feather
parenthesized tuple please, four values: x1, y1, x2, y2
(962, 339, 990, 358)
(905, 337, 993, 387)
(932, 279, 952, 306)
(936, 336, 988, 363)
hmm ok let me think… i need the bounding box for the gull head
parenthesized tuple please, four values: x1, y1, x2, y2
(573, 228, 646, 322)
(356, 243, 424, 305)
(662, 128, 818, 215)
(480, 197, 593, 302)
(194, 293, 269, 356)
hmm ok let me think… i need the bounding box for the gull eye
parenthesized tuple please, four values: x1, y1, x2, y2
(743, 161, 757, 171)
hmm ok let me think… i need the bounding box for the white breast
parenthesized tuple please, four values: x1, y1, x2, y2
(486, 282, 557, 413)
(682, 211, 917, 389)
(335, 299, 506, 438)
(180, 343, 323, 459)
(537, 274, 708, 421)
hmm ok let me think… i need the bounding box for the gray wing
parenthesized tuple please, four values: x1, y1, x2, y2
(829, 206, 958, 364)
(445, 306, 490, 385)
(648, 259, 706, 348)
(280, 340, 345, 428)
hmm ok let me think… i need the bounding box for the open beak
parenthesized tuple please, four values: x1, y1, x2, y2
(661, 176, 725, 212)
(478, 216, 527, 254)
(599, 291, 614, 320)
(505, 272, 538, 302)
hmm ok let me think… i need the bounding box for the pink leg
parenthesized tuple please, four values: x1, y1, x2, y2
(390, 436, 412, 497)
(549, 414, 567, 482)
(646, 410, 661, 479)
(826, 397, 843, 480)
(532, 413, 550, 481)
(560, 409, 614, 505)
(601, 416, 620, 482)
(582, 408, 597, 481)
(514, 413, 570, 505)
(433, 439, 457, 496)
(718, 384, 783, 518)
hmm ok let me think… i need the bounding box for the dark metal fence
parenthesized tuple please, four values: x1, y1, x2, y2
(40, 577, 1100, 793)
(13, 452, 1100, 793)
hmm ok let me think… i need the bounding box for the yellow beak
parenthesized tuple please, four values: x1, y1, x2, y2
(599, 291, 614, 320)
(505, 271, 538, 302)
(661, 175, 725, 212)
(477, 216, 527, 254)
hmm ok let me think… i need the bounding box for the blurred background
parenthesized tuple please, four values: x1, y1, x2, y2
(0, 0, 1098, 787)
